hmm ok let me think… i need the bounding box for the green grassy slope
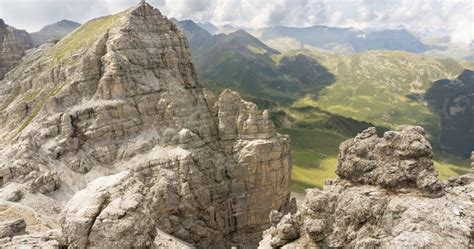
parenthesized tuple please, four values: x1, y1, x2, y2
(223, 49, 472, 192)
(282, 50, 471, 146)
(280, 128, 344, 192)
(53, 13, 125, 61)
(227, 48, 472, 191)
(177, 23, 473, 192)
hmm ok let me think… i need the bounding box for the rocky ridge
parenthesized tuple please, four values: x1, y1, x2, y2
(0, 3, 291, 248)
(260, 126, 474, 248)
(0, 19, 33, 80)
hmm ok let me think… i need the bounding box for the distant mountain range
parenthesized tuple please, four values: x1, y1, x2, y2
(176, 19, 474, 158)
(190, 21, 474, 60)
(30, 19, 80, 46)
(253, 25, 431, 54)
(0, 19, 80, 79)
(191, 22, 432, 54)
(175, 20, 334, 103)
(196, 21, 218, 34)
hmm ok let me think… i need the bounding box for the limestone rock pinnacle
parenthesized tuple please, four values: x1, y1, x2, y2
(259, 126, 474, 248)
(337, 126, 442, 193)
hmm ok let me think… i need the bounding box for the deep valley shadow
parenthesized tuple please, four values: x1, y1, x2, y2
(425, 69, 474, 156)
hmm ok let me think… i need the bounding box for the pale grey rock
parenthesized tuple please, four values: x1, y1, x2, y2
(337, 126, 442, 193)
(203, 89, 217, 107)
(0, 19, 33, 80)
(4, 189, 23, 202)
(154, 229, 195, 249)
(30, 172, 60, 194)
(61, 171, 157, 248)
(0, 232, 62, 248)
(268, 214, 300, 247)
(269, 210, 284, 226)
(260, 126, 474, 249)
(0, 2, 291, 248)
(0, 219, 26, 239)
(215, 89, 275, 142)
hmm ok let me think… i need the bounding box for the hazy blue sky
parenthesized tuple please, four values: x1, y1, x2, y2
(0, 0, 472, 45)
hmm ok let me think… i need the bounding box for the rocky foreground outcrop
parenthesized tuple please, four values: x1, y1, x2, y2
(0, 3, 291, 248)
(260, 126, 474, 248)
(0, 19, 33, 80)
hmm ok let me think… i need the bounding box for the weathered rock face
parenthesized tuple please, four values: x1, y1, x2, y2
(0, 219, 26, 239)
(471, 151, 474, 172)
(0, 3, 291, 248)
(0, 19, 33, 80)
(260, 126, 474, 249)
(337, 126, 442, 193)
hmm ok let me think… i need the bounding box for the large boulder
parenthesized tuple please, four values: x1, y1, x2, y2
(0, 219, 26, 239)
(337, 126, 442, 193)
(260, 126, 474, 248)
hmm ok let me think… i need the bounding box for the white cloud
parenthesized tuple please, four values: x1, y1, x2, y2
(0, 0, 472, 45)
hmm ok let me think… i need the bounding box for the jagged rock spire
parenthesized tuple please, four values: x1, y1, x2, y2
(261, 126, 474, 249)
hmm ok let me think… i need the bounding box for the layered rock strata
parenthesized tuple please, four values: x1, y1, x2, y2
(0, 3, 291, 248)
(260, 126, 474, 248)
(0, 19, 33, 80)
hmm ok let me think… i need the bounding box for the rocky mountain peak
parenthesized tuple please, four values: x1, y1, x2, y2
(57, 19, 78, 26)
(0, 3, 291, 248)
(130, 0, 162, 16)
